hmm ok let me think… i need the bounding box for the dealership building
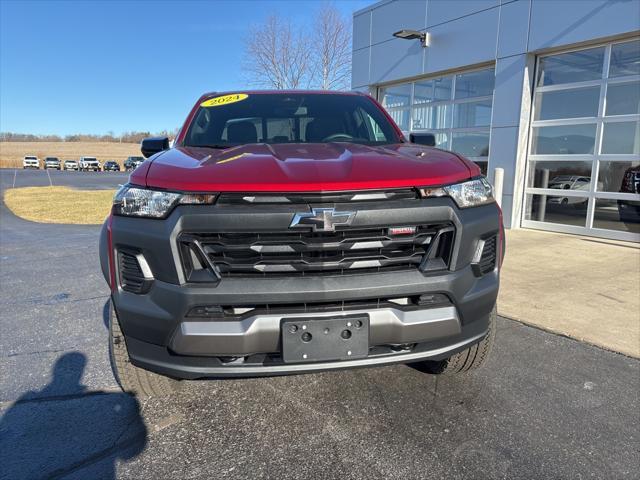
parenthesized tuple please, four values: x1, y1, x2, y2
(352, 0, 640, 241)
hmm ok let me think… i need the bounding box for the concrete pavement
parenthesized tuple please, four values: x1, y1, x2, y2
(499, 228, 640, 358)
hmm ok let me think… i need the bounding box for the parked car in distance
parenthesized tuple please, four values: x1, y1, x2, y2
(100, 90, 504, 397)
(79, 156, 101, 171)
(43, 157, 61, 170)
(64, 160, 79, 171)
(23, 156, 39, 169)
(548, 175, 591, 190)
(548, 176, 591, 206)
(124, 156, 144, 171)
(103, 161, 121, 172)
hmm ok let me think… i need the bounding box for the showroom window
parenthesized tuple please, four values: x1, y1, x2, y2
(379, 66, 495, 174)
(524, 38, 640, 241)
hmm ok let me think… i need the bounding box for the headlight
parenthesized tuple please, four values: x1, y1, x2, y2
(419, 177, 494, 208)
(113, 185, 216, 218)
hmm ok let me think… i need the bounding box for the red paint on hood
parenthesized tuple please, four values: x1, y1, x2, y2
(143, 143, 475, 192)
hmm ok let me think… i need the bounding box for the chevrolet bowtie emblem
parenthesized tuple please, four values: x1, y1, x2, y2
(289, 208, 356, 232)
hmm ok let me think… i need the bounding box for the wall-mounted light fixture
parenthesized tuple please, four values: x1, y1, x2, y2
(393, 29, 430, 47)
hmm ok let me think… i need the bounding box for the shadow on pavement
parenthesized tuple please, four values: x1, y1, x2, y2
(0, 352, 147, 480)
(103, 298, 110, 330)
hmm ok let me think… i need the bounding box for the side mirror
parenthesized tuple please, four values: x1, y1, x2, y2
(141, 137, 169, 158)
(409, 132, 436, 147)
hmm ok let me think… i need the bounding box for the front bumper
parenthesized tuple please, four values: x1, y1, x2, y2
(101, 197, 501, 379)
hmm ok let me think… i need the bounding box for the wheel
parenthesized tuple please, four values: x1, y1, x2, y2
(414, 305, 496, 375)
(561, 198, 568, 206)
(109, 299, 181, 397)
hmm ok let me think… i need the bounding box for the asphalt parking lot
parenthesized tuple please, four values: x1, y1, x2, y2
(3, 167, 130, 190)
(0, 168, 639, 480)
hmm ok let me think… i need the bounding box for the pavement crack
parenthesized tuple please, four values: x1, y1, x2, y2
(1, 293, 108, 307)
(6, 347, 68, 358)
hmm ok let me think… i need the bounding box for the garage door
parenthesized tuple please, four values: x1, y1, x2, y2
(523, 38, 640, 242)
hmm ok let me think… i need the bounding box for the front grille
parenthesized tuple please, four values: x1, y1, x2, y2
(179, 223, 454, 280)
(477, 236, 497, 274)
(118, 251, 152, 293)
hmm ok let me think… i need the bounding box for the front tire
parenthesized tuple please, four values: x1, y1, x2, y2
(109, 300, 181, 397)
(414, 305, 496, 375)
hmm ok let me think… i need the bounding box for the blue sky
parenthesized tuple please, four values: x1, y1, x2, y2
(0, 0, 371, 136)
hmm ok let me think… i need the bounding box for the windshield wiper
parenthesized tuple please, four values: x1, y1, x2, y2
(193, 144, 235, 149)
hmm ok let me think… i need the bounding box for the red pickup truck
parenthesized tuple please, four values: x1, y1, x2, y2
(100, 91, 503, 396)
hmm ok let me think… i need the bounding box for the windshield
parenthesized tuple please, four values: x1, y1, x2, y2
(183, 93, 401, 148)
(84, 158, 97, 161)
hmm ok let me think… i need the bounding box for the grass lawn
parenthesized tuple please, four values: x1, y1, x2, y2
(4, 186, 115, 224)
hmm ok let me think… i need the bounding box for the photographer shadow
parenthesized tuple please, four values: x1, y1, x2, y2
(0, 352, 147, 480)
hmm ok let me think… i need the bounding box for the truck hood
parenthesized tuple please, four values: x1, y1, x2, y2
(139, 143, 477, 192)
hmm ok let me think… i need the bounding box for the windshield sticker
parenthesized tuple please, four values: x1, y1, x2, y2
(201, 94, 248, 108)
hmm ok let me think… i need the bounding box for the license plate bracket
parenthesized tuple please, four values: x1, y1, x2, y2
(281, 314, 369, 363)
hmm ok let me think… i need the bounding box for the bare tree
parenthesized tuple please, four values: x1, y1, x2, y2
(312, 3, 352, 90)
(243, 4, 352, 90)
(244, 15, 312, 89)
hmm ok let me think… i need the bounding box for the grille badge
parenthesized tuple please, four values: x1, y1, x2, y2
(289, 208, 356, 232)
(389, 226, 417, 235)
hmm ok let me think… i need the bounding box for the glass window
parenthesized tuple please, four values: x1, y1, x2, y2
(186, 93, 402, 147)
(412, 104, 450, 130)
(609, 40, 640, 78)
(527, 42, 640, 240)
(382, 67, 494, 174)
(606, 82, 640, 116)
(593, 198, 640, 234)
(601, 121, 640, 154)
(266, 118, 294, 141)
(527, 161, 593, 189)
(451, 132, 490, 158)
(537, 47, 605, 86)
(598, 161, 640, 193)
(531, 124, 597, 155)
(474, 160, 488, 176)
(381, 84, 411, 108)
(414, 77, 452, 104)
(525, 193, 588, 226)
(433, 132, 450, 150)
(534, 86, 600, 120)
(453, 100, 492, 128)
(455, 69, 494, 98)
(388, 109, 410, 131)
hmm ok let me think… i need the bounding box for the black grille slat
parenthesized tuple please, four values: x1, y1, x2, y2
(187, 296, 454, 319)
(214, 253, 425, 274)
(478, 236, 497, 274)
(202, 233, 435, 254)
(118, 251, 152, 294)
(181, 224, 454, 279)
